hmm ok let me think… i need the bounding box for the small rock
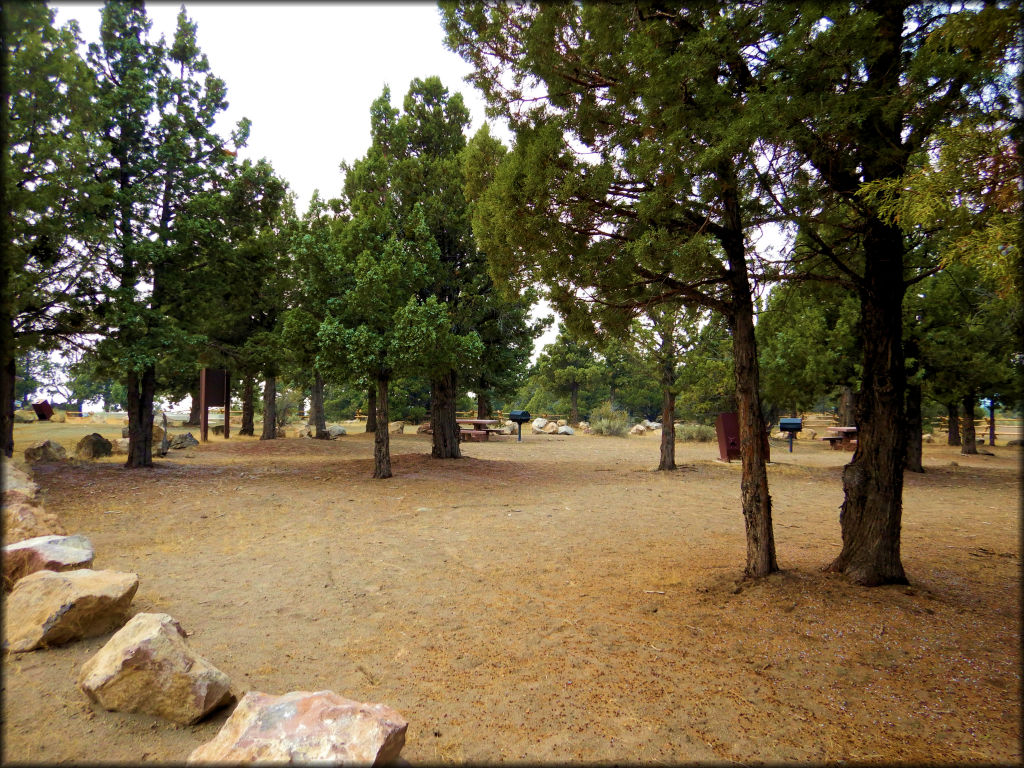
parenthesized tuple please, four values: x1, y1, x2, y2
(556, 419, 567, 427)
(3, 534, 94, 591)
(629, 424, 647, 435)
(188, 690, 407, 765)
(577, 421, 590, 430)
(327, 425, 347, 438)
(121, 425, 165, 443)
(24, 440, 68, 463)
(170, 433, 199, 450)
(922, 433, 935, 444)
(1007, 439, 1023, 447)
(4, 569, 139, 653)
(78, 613, 235, 725)
(416, 423, 432, 434)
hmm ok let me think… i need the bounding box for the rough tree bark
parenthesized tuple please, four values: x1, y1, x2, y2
(946, 402, 960, 446)
(904, 338, 924, 473)
(828, 219, 909, 586)
(309, 370, 328, 439)
(904, 382, 924, 472)
(365, 384, 377, 433)
(658, 387, 676, 471)
(1, 355, 13, 458)
(569, 384, 579, 425)
(838, 386, 856, 427)
(960, 393, 977, 455)
(476, 391, 492, 420)
(239, 376, 255, 436)
(125, 366, 156, 468)
(430, 370, 461, 459)
(186, 383, 201, 425)
(260, 376, 276, 440)
(373, 376, 391, 479)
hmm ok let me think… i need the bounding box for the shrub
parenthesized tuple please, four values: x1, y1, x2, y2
(675, 423, 716, 442)
(589, 401, 631, 437)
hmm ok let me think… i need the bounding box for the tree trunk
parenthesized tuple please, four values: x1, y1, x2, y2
(186, 382, 201, 425)
(260, 376, 277, 440)
(239, 376, 255, 435)
(373, 376, 392, 479)
(988, 401, 996, 447)
(945, 402, 960, 446)
(720, 161, 777, 579)
(904, 381, 924, 473)
(297, 389, 306, 421)
(1, 353, 15, 458)
(365, 384, 377, 433)
(904, 336, 923, 473)
(569, 383, 579, 425)
(960, 393, 977, 455)
(310, 370, 328, 439)
(431, 369, 461, 459)
(476, 390, 492, 420)
(125, 366, 156, 468)
(658, 387, 676, 471)
(838, 386, 856, 427)
(828, 219, 909, 586)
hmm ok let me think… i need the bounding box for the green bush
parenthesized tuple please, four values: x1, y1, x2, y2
(675, 423, 716, 442)
(589, 401, 631, 437)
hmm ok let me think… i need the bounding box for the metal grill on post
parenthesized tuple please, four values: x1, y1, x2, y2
(508, 410, 531, 442)
(199, 368, 230, 442)
(778, 418, 803, 453)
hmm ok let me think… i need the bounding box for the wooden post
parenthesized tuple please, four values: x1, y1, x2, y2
(988, 402, 996, 447)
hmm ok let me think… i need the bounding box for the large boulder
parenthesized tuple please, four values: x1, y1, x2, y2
(3, 534, 94, 591)
(629, 424, 647, 435)
(75, 433, 113, 460)
(4, 568, 139, 653)
(557, 425, 575, 436)
(13, 409, 37, 423)
(50, 409, 67, 423)
(327, 425, 347, 439)
(531, 417, 549, 434)
(188, 690, 407, 765)
(24, 440, 68, 464)
(541, 422, 559, 434)
(78, 613, 235, 725)
(388, 421, 405, 435)
(170, 432, 199, 450)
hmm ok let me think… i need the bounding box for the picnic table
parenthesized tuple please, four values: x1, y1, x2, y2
(821, 426, 858, 451)
(456, 418, 501, 442)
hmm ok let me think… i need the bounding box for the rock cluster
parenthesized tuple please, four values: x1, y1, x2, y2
(3, 463, 66, 543)
(531, 418, 562, 435)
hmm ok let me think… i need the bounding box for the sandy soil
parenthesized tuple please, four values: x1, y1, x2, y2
(3, 420, 1021, 764)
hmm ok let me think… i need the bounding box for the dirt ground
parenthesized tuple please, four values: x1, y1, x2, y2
(3, 420, 1021, 764)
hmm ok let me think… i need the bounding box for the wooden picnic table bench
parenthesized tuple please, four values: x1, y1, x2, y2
(456, 418, 501, 442)
(821, 426, 858, 451)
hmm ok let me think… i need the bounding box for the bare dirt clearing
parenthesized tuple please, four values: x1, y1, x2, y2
(4, 422, 1021, 764)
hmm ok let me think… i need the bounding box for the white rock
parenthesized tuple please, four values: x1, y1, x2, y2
(3, 534, 94, 591)
(4, 569, 139, 653)
(557, 426, 574, 435)
(531, 418, 549, 432)
(327, 425, 347, 438)
(78, 613, 235, 724)
(188, 690, 407, 765)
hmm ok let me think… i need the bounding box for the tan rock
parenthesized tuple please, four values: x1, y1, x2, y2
(188, 690, 407, 765)
(50, 409, 67, 423)
(4, 569, 139, 652)
(24, 440, 68, 463)
(556, 419, 567, 427)
(111, 438, 130, 455)
(3, 534, 94, 591)
(629, 424, 647, 435)
(78, 613, 235, 725)
(388, 421, 405, 435)
(3, 462, 38, 501)
(3, 470, 65, 543)
(13, 409, 37, 423)
(541, 422, 559, 434)
(416, 422, 432, 434)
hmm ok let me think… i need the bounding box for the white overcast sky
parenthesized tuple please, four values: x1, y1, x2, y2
(52, 2, 506, 213)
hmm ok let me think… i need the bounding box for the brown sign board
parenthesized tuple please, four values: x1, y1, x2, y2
(32, 400, 54, 421)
